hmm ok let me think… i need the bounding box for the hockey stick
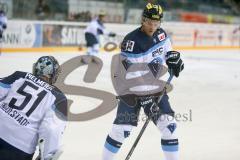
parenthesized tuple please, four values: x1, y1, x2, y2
(125, 73, 174, 160)
(50, 149, 64, 160)
(38, 139, 63, 160)
(38, 139, 45, 160)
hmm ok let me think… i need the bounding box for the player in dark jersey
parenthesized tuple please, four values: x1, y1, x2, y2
(102, 3, 184, 160)
(0, 56, 67, 160)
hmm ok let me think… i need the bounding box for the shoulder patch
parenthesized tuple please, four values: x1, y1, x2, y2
(158, 33, 166, 41)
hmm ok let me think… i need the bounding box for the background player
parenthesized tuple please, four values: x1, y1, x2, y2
(0, 9, 7, 39)
(82, 10, 116, 63)
(102, 3, 184, 160)
(0, 56, 68, 160)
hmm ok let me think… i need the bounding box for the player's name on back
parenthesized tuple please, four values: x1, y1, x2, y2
(25, 73, 54, 91)
(0, 102, 30, 126)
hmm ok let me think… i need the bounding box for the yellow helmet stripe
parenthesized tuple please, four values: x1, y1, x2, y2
(159, 5, 163, 14)
(146, 3, 153, 9)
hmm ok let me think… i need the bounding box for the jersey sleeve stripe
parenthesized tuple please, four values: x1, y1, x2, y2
(0, 82, 11, 88)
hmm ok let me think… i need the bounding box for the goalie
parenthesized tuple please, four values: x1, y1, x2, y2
(0, 56, 68, 160)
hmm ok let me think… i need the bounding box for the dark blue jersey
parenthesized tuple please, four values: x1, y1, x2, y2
(113, 27, 173, 97)
(121, 27, 172, 57)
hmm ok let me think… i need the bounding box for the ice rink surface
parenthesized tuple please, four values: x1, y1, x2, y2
(0, 49, 240, 160)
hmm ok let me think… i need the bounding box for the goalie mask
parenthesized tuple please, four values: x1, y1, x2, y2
(33, 56, 61, 84)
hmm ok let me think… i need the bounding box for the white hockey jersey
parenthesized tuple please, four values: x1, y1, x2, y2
(84, 18, 109, 40)
(0, 71, 67, 158)
(0, 12, 7, 31)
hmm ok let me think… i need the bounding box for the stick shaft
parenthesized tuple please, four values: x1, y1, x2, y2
(39, 139, 45, 160)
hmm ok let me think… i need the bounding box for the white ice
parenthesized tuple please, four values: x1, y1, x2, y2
(0, 49, 240, 160)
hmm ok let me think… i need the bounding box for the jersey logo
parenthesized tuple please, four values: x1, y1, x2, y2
(158, 33, 166, 41)
(152, 47, 163, 57)
(124, 131, 130, 138)
(167, 123, 177, 134)
(148, 58, 163, 78)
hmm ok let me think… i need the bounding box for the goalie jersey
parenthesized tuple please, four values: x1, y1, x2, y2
(0, 71, 67, 157)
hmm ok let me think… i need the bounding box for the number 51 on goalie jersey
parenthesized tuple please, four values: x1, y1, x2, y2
(0, 71, 67, 156)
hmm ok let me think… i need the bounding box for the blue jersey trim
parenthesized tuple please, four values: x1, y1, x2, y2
(162, 145, 179, 152)
(104, 142, 120, 153)
(0, 82, 11, 89)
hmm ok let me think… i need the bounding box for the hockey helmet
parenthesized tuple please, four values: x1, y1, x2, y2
(142, 3, 163, 21)
(33, 56, 61, 84)
(0, 2, 7, 14)
(98, 10, 106, 16)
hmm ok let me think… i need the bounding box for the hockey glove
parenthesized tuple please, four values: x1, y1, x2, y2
(0, 30, 3, 39)
(108, 32, 116, 37)
(166, 51, 184, 77)
(3, 24, 7, 29)
(138, 95, 161, 121)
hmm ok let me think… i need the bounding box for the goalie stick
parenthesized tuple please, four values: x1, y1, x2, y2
(38, 139, 63, 160)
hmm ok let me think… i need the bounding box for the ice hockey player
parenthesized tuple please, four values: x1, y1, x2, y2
(102, 3, 184, 160)
(0, 56, 68, 160)
(0, 9, 7, 39)
(82, 10, 116, 63)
